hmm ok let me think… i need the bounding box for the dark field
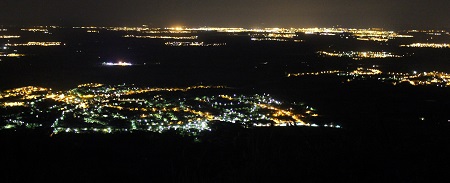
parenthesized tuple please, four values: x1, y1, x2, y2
(2, 123, 450, 182)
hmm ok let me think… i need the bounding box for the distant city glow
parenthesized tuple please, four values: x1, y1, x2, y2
(0, 35, 20, 39)
(5, 42, 63, 47)
(21, 28, 48, 32)
(288, 68, 450, 87)
(72, 26, 416, 42)
(124, 35, 198, 40)
(0, 53, 25, 57)
(318, 51, 403, 59)
(165, 42, 226, 47)
(400, 43, 450, 48)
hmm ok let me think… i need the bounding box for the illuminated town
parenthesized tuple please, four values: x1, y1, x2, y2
(288, 67, 450, 87)
(165, 41, 226, 46)
(0, 25, 447, 60)
(20, 28, 49, 32)
(394, 71, 450, 86)
(5, 42, 63, 47)
(66, 26, 419, 43)
(0, 84, 338, 134)
(317, 51, 403, 59)
(400, 43, 450, 48)
(0, 35, 20, 39)
(0, 52, 25, 57)
(124, 35, 198, 40)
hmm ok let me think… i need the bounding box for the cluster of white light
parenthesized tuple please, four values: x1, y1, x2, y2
(102, 62, 133, 66)
(5, 42, 63, 47)
(164, 42, 226, 47)
(124, 35, 198, 39)
(400, 43, 450, 48)
(318, 51, 403, 59)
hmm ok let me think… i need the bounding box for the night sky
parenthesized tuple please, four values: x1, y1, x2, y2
(1, 0, 449, 29)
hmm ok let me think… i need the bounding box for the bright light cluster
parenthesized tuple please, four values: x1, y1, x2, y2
(349, 67, 382, 75)
(287, 68, 450, 88)
(0, 84, 339, 133)
(5, 42, 63, 47)
(165, 42, 226, 47)
(398, 71, 450, 86)
(20, 28, 49, 32)
(0, 53, 25, 57)
(124, 35, 198, 40)
(0, 35, 20, 39)
(400, 43, 450, 48)
(318, 51, 403, 60)
(102, 61, 133, 66)
(288, 70, 341, 77)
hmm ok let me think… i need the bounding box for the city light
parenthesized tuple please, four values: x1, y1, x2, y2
(318, 51, 403, 59)
(0, 35, 20, 39)
(0, 84, 339, 133)
(102, 61, 133, 66)
(5, 42, 63, 47)
(165, 42, 226, 47)
(400, 43, 450, 48)
(124, 35, 198, 40)
(288, 68, 450, 87)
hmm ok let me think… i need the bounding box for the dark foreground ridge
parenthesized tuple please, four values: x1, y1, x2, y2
(1, 124, 450, 182)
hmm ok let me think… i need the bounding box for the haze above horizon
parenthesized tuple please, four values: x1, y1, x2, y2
(1, 0, 449, 29)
